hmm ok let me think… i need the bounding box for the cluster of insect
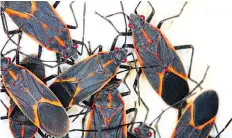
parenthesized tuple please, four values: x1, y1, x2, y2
(0, 1, 231, 138)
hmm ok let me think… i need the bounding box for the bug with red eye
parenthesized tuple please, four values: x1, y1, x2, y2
(127, 124, 155, 138)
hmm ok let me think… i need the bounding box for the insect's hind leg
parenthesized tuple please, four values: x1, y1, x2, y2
(174, 44, 203, 89)
(66, 1, 78, 29)
(11, 32, 22, 64)
(53, 1, 78, 29)
(1, 8, 21, 35)
(212, 118, 232, 138)
(154, 111, 163, 138)
(0, 100, 8, 120)
(157, 2, 188, 29)
(53, 1, 60, 9)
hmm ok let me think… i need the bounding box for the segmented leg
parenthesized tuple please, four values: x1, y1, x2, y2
(157, 2, 187, 29)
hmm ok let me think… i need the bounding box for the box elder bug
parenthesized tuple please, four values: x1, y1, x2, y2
(0, 55, 70, 137)
(0, 52, 72, 138)
(96, 1, 210, 120)
(0, 1, 89, 61)
(0, 99, 40, 138)
(49, 48, 129, 108)
(69, 78, 138, 138)
(171, 90, 221, 138)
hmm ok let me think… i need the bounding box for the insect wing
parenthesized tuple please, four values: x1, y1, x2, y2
(3, 65, 69, 137)
(171, 91, 219, 138)
(9, 101, 38, 138)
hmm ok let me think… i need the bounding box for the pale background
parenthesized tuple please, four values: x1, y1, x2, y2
(0, 0, 232, 137)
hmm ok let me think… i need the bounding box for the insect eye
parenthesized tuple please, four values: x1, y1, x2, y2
(63, 55, 68, 59)
(128, 23, 133, 28)
(6, 57, 11, 63)
(140, 15, 145, 20)
(121, 58, 127, 63)
(147, 131, 152, 137)
(73, 44, 78, 49)
(134, 127, 140, 134)
(114, 47, 119, 51)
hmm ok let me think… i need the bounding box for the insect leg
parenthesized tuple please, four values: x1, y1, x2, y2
(66, 1, 78, 29)
(190, 65, 210, 94)
(125, 102, 138, 131)
(0, 100, 8, 110)
(81, 112, 88, 138)
(38, 129, 46, 138)
(154, 112, 162, 138)
(132, 68, 149, 122)
(11, 32, 22, 64)
(53, 1, 60, 8)
(87, 41, 103, 55)
(214, 123, 220, 138)
(157, 2, 188, 29)
(42, 74, 57, 83)
(214, 118, 232, 138)
(146, 2, 155, 23)
(0, 100, 8, 120)
(174, 44, 204, 89)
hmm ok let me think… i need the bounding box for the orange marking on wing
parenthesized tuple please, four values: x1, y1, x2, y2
(107, 93, 113, 108)
(30, 1, 38, 15)
(54, 36, 65, 47)
(68, 86, 81, 107)
(31, 128, 39, 138)
(118, 92, 127, 137)
(32, 104, 40, 127)
(5, 8, 30, 19)
(24, 88, 30, 93)
(84, 109, 94, 136)
(198, 117, 216, 130)
(38, 97, 62, 107)
(189, 105, 195, 127)
(54, 77, 77, 83)
(98, 105, 118, 128)
(8, 70, 18, 81)
(102, 59, 113, 68)
(88, 72, 94, 77)
(68, 99, 74, 108)
(7, 104, 13, 118)
(21, 125, 25, 137)
(168, 65, 187, 80)
(73, 86, 81, 100)
(41, 22, 48, 30)
(2, 76, 21, 107)
(157, 71, 165, 96)
(141, 29, 152, 44)
(171, 102, 192, 138)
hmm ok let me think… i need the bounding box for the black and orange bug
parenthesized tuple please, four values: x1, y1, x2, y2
(49, 48, 129, 109)
(84, 78, 137, 138)
(69, 78, 138, 138)
(0, 100, 39, 138)
(96, 1, 210, 119)
(0, 56, 70, 137)
(171, 90, 221, 138)
(0, 54, 70, 138)
(0, 1, 88, 61)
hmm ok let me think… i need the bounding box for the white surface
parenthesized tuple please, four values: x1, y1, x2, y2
(0, 0, 232, 138)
